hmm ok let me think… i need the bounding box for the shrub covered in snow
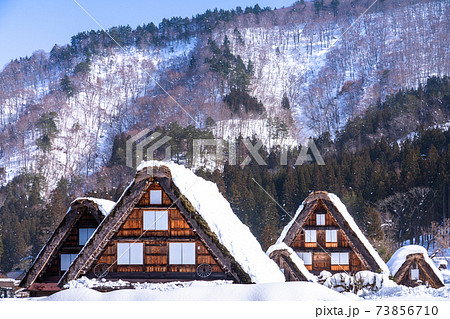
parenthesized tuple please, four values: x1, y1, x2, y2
(319, 271, 396, 296)
(317, 270, 332, 285)
(323, 273, 355, 293)
(354, 271, 386, 296)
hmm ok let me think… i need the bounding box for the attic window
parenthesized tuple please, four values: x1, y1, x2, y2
(410, 268, 420, 281)
(143, 211, 168, 230)
(169, 242, 196, 265)
(78, 228, 96, 246)
(316, 214, 325, 225)
(117, 242, 143, 265)
(60, 254, 77, 271)
(150, 190, 162, 205)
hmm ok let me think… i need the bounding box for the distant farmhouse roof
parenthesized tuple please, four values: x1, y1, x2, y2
(267, 243, 315, 282)
(58, 162, 284, 286)
(276, 191, 389, 274)
(387, 245, 444, 289)
(20, 198, 115, 289)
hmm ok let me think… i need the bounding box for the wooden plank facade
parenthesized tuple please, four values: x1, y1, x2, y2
(58, 166, 252, 287)
(91, 182, 229, 281)
(272, 191, 385, 277)
(391, 252, 444, 289)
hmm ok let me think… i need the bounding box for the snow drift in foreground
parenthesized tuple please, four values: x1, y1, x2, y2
(25, 281, 450, 301)
(363, 284, 450, 301)
(41, 282, 358, 301)
(387, 245, 444, 283)
(136, 161, 285, 284)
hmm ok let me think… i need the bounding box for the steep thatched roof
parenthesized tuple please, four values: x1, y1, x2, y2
(267, 243, 315, 282)
(19, 198, 114, 289)
(58, 163, 284, 287)
(277, 191, 389, 274)
(387, 245, 444, 289)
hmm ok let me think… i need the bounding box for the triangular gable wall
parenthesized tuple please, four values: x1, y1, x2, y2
(58, 167, 251, 287)
(281, 193, 381, 274)
(20, 199, 108, 290)
(394, 253, 444, 289)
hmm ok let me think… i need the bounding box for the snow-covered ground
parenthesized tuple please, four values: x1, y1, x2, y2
(7, 279, 450, 301)
(29, 282, 359, 301)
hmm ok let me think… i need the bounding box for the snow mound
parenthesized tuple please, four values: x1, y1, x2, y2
(364, 284, 450, 301)
(266, 243, 315, 282)
(387, 245, 444, 282)
(65, 276, 231, 291)
(137, 161, 285, 284)
(42, 282, 357, 301)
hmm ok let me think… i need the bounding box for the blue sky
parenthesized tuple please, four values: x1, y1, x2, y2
(0, 0, 295, 70)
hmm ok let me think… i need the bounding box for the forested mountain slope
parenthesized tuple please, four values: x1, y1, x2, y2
(0, 0, 448, 190)
(0, 0, 449, 272)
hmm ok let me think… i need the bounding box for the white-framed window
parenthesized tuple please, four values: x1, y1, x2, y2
(331, 252, 349, 265)
(143, 210, 168, 230)
(117, 242, 143, 265)
(316, 214, 325, 225)
(169, 242, 196, 265)
(326, 230, 338, 243)
(297, 252, 313, 265)
(60, 254, 78, 271)
(410, 268, 419, 280)
(305, 230, 317, 242)
(78, 228, 96, 246)
(150, 190, 162, 205)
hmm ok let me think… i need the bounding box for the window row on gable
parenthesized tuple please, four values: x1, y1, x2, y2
(296, 252, 350, 268)
(304, 229, 338, 246)
(116, 242, 196, 266)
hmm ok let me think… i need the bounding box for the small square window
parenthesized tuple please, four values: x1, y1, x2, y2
(316, 214, 325, 225)
(60, 254, 77, 271)
(331, 252, 349, 265)
(305, 230, 316, 242)
(297, 252, 312, 265)
(143, 211, 168, 230)
(169, 243, 196, 265)
(326, 230, 337, 243)
(150, 190, 162, 205)
(117, 243, 143, 265)
(78, 228, 96, 246)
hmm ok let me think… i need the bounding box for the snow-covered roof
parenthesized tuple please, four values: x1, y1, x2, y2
(20, 197, 113, 289)
(276, 191, 389, 274)
(70, 197, 115, 217)
(276, 202, 304, 245)
(137, 161, 285, 284)
(266, 243, 315, 282)
(387, 245, 444, 282)
(327, 193, 390, 274)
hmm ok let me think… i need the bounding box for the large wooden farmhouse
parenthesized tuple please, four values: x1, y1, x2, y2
(19, 198, 115, 296)
(387, 245, 444, 289)
(58, 162, 284, 287)
(269, 191, 389, 278)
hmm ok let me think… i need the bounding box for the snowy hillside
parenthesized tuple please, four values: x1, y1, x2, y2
(0, 0, 448, 191)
